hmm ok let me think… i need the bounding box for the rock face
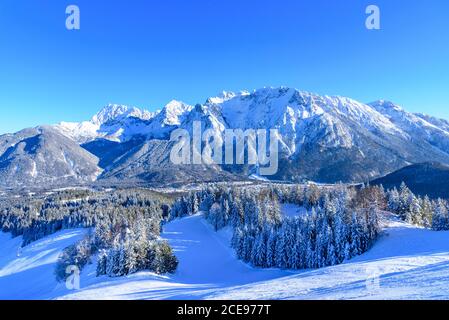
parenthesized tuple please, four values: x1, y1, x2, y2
(4, 87, 449, 188)
(371, 162, 449, 199)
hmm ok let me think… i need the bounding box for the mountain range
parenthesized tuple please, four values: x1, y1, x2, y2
(2, 87, 449, 188)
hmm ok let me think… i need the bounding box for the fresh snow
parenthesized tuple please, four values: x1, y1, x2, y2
(2, 214, 449, 300)
(52, 87, 407, 149)
(54, 104, 160, 143)
(0, 229, 86, 300)
(59, 214, 288, 300)
(54, 101, 193, 143)
(207, 217, 449, 300)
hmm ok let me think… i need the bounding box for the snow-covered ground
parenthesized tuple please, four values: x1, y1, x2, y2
(208, 218, 449, 300)
(59, 214, 288, 300)
(2, 214, 449, 300)
(0, 230, 86, 300)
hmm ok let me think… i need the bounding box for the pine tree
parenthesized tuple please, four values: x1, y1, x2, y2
(275, 224, 287, 268)
(265, 229, 277, 268)
(106, 247, 120, 277)
(408, 195, 422, 225)
(200, 193, 214, 214)
(432, 199, 449, 231)
(96, 249, 108, 276)
(343, 241, 351, 261)
(349, 213, 360, 257)
(332, 200, 346, 264)
(305, 217, 316, 269)
(398, 182, 412, 220)
(208, 203, 222, 231)
(284, 220, 296, 269)
(291, 223, 304, 269)
(231, 226, 245, 259)
(252, 231, 267, 267)
(243, 234, 255, 263)
(230, 202, 243, 228)
(124, 243, 138, 275)
(421, 196, 433, 228)
(387, 187, 400, 213)
(221, 197, 230, 226)
(117, 245, 127, 276)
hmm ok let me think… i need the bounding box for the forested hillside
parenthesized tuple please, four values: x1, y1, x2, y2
(0, 189, 178, 280)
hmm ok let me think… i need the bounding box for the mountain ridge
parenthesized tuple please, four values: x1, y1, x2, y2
(3, 87, 449, 187)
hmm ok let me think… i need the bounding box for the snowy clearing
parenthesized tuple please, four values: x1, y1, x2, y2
(2, 214, 449, 300)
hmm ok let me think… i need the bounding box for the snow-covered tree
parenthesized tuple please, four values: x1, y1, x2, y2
(432, 199, 449, 231)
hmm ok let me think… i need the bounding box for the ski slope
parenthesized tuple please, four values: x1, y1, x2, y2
(0, 230, 86, 300)
(59, 214, 289, 300)
(2, 214, 449, 300)
(208, 218, 449, 300)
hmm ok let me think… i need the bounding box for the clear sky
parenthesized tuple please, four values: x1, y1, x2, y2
(0, 0, 448, 134)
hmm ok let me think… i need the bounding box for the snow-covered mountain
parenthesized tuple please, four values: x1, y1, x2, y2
(54, 104, 160, 143)
(3, 86, 449, 187)
(0, 127, 101, 188)
(369, 100, 449, 156)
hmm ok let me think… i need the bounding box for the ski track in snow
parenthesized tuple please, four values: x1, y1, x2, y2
(2, 214, 449, 300)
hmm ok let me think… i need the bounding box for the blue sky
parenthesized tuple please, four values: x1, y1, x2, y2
(0, 0, 448, 134)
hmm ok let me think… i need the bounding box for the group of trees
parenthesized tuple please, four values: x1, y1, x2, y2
(171, 183, 382, 270)
(232, 196, 380, 270)
(96, 240, 178, 277)
(93, 211, 178, 277)
(386, 182, 449, 231)
(6, 179, 448, 281)
(0, 189, 171, 246)
(1, 188, 178, 281)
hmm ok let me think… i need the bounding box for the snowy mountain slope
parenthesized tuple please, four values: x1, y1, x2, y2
(97, 139, 238, 186)
(3, 212, 448, 300)
(196, 88, 449, 182)
(94, 88, 449, 183)
(369, 100, 449, 155)
(55, 104, 159, 143)
(54, 102, 189, 143)
(0, 229, 86, 300)
(143, 100, 194, 139)
(74, 88, 449, 184)
(415, 113, 449, 133)
(0, 127, 102, 187)
(81, 137, 146, 169)
(5, 87, 449, 186)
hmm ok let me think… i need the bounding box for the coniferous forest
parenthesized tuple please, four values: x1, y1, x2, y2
(0, 189, 178, 280)
(1, 182, 449, 281)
